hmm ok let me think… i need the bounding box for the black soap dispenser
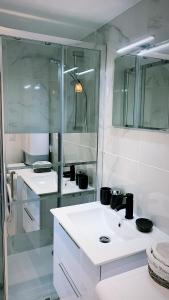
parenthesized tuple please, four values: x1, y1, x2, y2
(125, 193, 134, 219)
(70, 165, 75, 181)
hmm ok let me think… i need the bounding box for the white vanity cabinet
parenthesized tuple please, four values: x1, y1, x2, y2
(53, 219, 100, 300)
(53, 218, 147, 300)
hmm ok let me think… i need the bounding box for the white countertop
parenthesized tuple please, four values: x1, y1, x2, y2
(15, 168, 94, 195)
(51, 202, 169, 266)
(96, 266, 169, 300)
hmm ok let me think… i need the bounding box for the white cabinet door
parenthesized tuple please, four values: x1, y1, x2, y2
(53, 257, 80, 300)
(53, 219, 100, 300)
(54, 220, 82, 291)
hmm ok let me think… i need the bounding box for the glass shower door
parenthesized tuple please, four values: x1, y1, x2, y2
(2, 37, 62, 300)
(0, 73, 5, 300)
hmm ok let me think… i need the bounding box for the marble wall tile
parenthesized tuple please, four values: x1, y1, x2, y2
(87, 0, 169, 234)
(136, 163, 169, 235)
(139, 130, 169, 171)
(104, 127, 141, 161)
(102, 152, 139, 194)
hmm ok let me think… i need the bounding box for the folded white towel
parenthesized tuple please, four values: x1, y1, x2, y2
(152, 242, 169, 267)
(146, 242, 169, 283)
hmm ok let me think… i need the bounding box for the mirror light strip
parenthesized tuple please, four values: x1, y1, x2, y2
(24, 84, 31, 89)
(138, 42, 169, 56)
(116, 36, 154, 54)
(76, 69, 94, 76)
(63, 67, 78, 74)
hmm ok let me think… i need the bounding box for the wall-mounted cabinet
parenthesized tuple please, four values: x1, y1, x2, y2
(113, 54, 169, 131)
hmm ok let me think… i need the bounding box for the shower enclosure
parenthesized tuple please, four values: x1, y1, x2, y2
(0, 28, 100, 300)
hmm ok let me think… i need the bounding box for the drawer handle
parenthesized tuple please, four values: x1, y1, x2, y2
(24, 207, 35, 221)
(59, 223, 80, 249)
(59, 263, 81, 298)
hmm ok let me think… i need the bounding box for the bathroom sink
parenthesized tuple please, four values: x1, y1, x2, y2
(67, 206, 138, 244)
(51, 202, 169, 266)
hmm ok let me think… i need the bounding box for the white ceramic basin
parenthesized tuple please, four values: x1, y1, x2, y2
(51, 202, 169, 265)
(67, 206, 138, 244)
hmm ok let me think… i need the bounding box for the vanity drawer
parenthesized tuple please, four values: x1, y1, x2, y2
(54, 256, 80, 299)
(54, 220, 83, 293)
(23, 206, 39, 232)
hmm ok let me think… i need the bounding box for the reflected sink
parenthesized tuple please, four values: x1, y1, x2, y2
(67, 206, 138, 244)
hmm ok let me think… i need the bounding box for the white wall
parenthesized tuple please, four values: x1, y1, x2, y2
(86, 0, 169, 235)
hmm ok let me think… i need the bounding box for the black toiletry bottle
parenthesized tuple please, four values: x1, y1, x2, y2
(125, 193, 134, 219)
(70, 165, 75, 181)
(78, 173, 88, 189)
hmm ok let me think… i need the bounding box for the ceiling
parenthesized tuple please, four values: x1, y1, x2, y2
(0, 0, 142, 40)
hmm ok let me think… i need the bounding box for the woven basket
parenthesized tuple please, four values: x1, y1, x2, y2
(148, 264, 169, 289)
(146, 246, 169, 282)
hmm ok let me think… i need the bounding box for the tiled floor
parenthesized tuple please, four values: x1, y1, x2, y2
(8, 245, 58, 300)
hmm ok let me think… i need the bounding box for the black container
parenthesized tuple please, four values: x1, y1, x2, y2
(70, 165, 75, 181)
(110, 189, 123, 209)
(125, 193, 134, 219)
(63, 171, 71, 178)
(78, 174, 88, 189)
(136, 218, 153, 233)
(76, 170, 83, 185)
(100, 187, 111, 205)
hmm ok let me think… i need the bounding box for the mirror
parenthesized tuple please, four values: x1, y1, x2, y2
(113, 45, 169, 131)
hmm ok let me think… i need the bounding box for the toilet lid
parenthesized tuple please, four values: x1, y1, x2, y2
(152, 242, 169, 267)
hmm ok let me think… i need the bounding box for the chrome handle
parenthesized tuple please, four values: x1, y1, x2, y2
(59, 263, 81, 297)
(10, 171, 16, 200)
(24, 207, 35, 221)
(6, 183, 13, 222)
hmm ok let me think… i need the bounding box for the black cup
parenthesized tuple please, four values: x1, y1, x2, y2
(76, 170, 83, 185)
(100, 187, 111, 205)
(78, 174, 88, 189)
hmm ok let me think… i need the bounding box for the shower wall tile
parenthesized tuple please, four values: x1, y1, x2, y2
(139, 130, 169, 171)
(136, 163, 169, 235)
(102, 152, 139, 194)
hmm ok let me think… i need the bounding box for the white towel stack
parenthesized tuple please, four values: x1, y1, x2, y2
(146, 242, 169, 288)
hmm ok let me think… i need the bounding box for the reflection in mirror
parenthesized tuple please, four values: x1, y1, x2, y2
(113, 43, 169, 131)
(113, 55, 136, 127)
(140, 56, 169, 129)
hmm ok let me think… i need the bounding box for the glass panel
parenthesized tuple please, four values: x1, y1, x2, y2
(2, 37, 61, 134)
(60, 191, 96, 207)
(62, 162, 97, 197)
(0, 70, 5, 300)
(2, 37, 100, 300)
(6, 147, 60, 300)
(63, 46, 100, 133)
(61, 46, 100, 202)
(7, 197, 59, 300)
(0, 164, 4, 300)
(2, 36, 62, 300)
(140, 57, 169, 130)
(113, 55, 136, 127)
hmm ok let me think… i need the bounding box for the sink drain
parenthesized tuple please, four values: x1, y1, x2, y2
(99, 236, 111, 243)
